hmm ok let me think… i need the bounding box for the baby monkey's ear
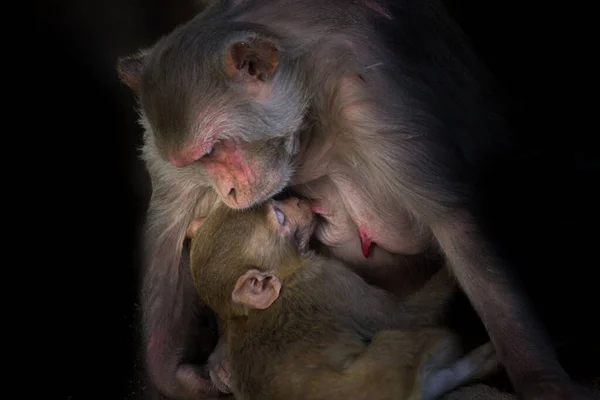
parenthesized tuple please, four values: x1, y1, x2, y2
(232, 269, 281, 310)
(186, 217, 207, 239)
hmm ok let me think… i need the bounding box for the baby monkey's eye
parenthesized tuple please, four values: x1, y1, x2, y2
(273, 207, 286, 225)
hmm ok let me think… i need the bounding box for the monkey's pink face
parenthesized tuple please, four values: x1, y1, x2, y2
(169, 137, 292, 209)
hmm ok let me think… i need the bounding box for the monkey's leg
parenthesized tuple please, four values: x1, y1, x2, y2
(420, 341, 499, 400)
(325, 329, 448, 400)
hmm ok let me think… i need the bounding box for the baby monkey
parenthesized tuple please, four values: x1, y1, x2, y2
(187, 198, 499, 400)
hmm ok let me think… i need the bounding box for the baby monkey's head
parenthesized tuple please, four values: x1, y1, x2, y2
(188, 197, 317, 317)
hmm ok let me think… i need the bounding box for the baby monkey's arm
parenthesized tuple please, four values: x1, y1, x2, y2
(187, 218, 205, 239)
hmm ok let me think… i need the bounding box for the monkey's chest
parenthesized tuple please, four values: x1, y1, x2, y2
(295, 181, 432, 259)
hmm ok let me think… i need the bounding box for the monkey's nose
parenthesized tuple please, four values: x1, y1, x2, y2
(227, 188, 237, 202)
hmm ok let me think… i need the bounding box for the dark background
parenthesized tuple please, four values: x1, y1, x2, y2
(42, 1, 599, 398)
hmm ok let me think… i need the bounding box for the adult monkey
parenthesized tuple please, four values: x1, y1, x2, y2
(117, 0, 588, 399)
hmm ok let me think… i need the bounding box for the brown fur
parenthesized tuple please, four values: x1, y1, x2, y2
(188, 198, 498, 400)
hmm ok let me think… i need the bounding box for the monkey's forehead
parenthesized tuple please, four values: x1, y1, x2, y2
(139, 67, 230, 144)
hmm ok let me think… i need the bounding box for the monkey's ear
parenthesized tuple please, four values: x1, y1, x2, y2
(116, 51, 148, 92)
(232, 269, 281, 310)
(225, 38, 280, 83)
(186, 217, 206, 239)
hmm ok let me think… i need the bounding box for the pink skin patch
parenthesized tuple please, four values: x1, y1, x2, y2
(168, 108, 225, 168)
(309, 199, 328, 215)
(168, 137, 256, 205)
(168, 139, 215, 168)
(311, 201, 373, 257)
(201, 140, 255, 196)
(359, 226, 373, 258)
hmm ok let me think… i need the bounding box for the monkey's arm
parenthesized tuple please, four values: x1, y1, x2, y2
(420, 340, 500, 400)
(430, 211, 585, 399)
(141, 177, 221, 399)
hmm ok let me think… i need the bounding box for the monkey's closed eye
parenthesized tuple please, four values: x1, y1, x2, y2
(205, 143, 216, 157)
(273, 207, 286, 225)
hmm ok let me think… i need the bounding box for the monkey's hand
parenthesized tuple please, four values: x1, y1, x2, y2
(206, 337, 233, 394)
(147, 333, 222, 399)
(176, 364, 223, 398)
(209, 358, 233, 394)
(145, 305, 222, 399)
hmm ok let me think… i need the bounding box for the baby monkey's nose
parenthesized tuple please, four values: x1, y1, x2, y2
(283, 197, 303, 209)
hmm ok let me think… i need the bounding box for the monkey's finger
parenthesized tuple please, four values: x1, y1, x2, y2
(176, 364, 223, 397)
